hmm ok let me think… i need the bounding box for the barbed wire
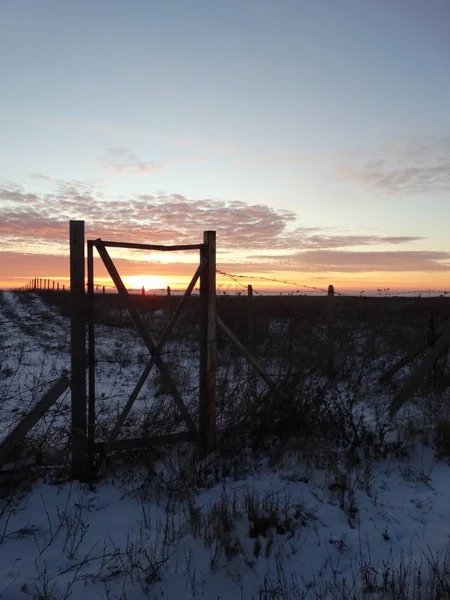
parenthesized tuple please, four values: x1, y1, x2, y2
(215, 269, 450, 298)
(216, 269, 338, 295)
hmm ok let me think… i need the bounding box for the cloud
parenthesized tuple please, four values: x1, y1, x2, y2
(0, 180, 298, 251)
(101, 148, 165, 174)
(337, 135, 450, 193)
(0, 178, 439, 279)
(252, 250, 450, 273)
(100, 148, 207, 175)
(286, 231, 424, 249)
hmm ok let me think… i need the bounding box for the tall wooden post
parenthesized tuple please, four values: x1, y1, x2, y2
(87, 240, 96, 473)
(167, 285, 172, 321)
(327, 284, 335, 378)
(199, 231, 216, 454)
(248, 285, 255, 346)
(70, 220, 87, 479)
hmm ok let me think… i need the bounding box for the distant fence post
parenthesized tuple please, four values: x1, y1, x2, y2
(327, 284, 335, 378)
(70, 220, 88, 479)
(199, 231, 217, 455)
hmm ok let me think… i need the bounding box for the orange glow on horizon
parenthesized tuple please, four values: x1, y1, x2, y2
(2, 268, 450, 295)
(123, 275, 167, 291)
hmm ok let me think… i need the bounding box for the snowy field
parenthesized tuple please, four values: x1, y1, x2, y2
(1, 290, 450, 599)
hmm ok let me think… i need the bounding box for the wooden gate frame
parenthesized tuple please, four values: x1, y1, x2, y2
(69, 220, 216, 480)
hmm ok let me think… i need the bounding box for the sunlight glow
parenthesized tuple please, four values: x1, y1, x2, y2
(124, 275, 167, 291)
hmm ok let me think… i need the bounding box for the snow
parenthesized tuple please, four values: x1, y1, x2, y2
(1, 448, 450, 599)
(1, 291, 450, 599)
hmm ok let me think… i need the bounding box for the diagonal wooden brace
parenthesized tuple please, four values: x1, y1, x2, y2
(93, 258, 206, 471)
(94, 240, 199, 439)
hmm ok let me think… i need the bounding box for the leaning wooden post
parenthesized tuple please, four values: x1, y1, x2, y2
(199, 231, 217, 454)
(70, 220, 87, 479)
(327, 284, 335, 378)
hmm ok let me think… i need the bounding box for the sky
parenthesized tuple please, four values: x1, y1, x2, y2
(1, 0, 450, 293)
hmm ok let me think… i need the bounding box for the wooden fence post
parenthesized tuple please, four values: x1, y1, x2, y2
(327, 284, 335, 378)
(199, 231, 217, 454)
(87, 240, 96, 472)
(248, 284, 255, 346)
(70, 220, 87, 479)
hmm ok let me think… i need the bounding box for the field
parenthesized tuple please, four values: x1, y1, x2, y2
(1, 290, 450, 599)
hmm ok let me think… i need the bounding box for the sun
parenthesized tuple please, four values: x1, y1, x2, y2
(124, 275, 167, 291)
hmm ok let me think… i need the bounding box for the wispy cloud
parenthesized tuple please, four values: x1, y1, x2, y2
(337, 135, 450, 193)
(100, 148, 165, 174)
(100, 148, 207, 175)
(252, 250, 450, 273)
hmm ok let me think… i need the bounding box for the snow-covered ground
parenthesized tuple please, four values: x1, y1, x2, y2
(1, 291, 450, 599)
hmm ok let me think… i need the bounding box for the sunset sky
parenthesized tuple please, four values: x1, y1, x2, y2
(1, 0, 450, 293)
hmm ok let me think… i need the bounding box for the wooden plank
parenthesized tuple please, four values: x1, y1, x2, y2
(94, 240, 199, 438)
(199, 231, 217, 454)
(70, 220, 87, 479)
(380, 322, 446, 385)
(94, 432, 196, 453)
(0, 376, 70, 466)
(97, 240, 205, 252)
(389, 323, 450, 417)
(217, 315, 281, 394)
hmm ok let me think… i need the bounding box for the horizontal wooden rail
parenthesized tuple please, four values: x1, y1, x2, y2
(93, 240, 205, 252)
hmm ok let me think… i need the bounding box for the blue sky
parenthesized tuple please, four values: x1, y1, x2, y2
(1, 0, 450, 290)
